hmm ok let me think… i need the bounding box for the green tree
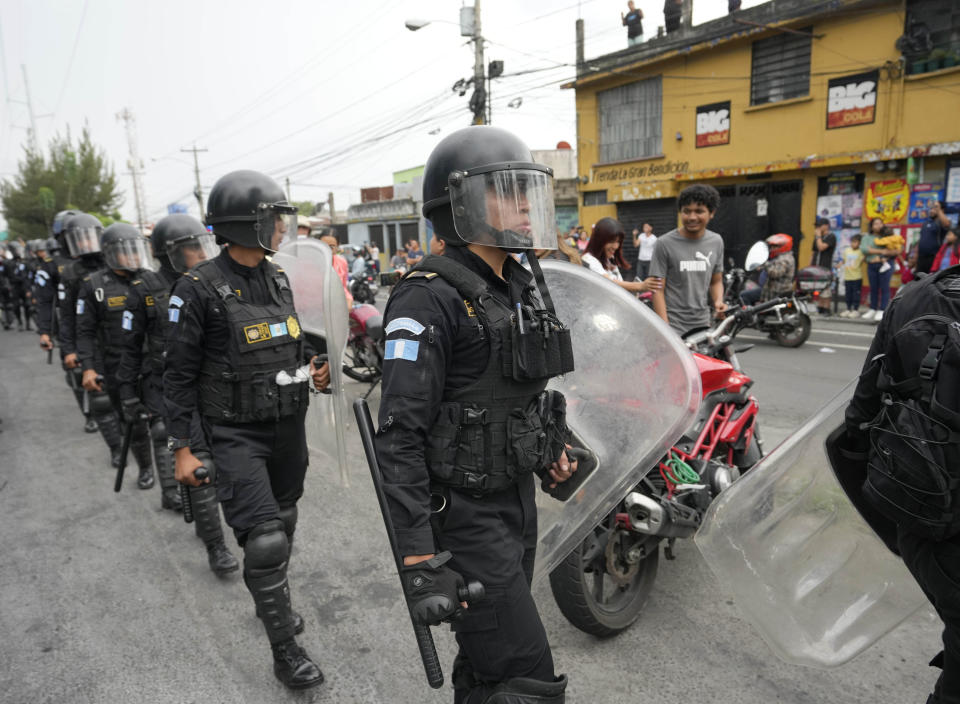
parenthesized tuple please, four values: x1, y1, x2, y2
(0, 126, 123, 238)
(292, 200, 318, 216)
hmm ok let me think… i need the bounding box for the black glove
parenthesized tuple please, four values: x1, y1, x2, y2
(401, 551, 465, 626)
(120, 397, 148, 425)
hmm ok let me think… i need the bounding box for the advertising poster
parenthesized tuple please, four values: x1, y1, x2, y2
(908, 184, 945, 224)
(946, 160, 960, 205)
(695, 101, 731, 148)
(865, 179, 909, 224)
(826, 69, 879, 129)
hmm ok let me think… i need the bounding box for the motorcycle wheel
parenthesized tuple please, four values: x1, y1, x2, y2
(342, 342, 380, 383)
(773, 313, 811, 348)
(549, 516, 660, 637)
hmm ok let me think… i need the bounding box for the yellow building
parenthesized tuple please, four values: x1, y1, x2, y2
(569, 0, 960, 268)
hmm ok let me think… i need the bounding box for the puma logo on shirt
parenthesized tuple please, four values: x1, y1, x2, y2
(679, 250, 715, 272)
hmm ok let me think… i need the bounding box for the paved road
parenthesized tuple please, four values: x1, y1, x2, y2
(0, 315, 943, 704)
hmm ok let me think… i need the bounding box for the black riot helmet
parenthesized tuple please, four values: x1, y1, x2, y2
(152, 213, 220, 273)
(62, 213, 103, 258)
(26, 238, 47, 257)
(45, 237, 61, 254)
(52, 209, 80, 238)
(204, 170, 297, 253)
(101, 223, 155, 273)
(421, 126, 556, 251)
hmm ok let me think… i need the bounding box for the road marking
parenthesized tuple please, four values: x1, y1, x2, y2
(809, 328, 878, 338)
(737, 334, 870, 352)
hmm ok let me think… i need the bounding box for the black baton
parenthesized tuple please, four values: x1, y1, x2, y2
(354, 398, 483, 690)
(180, 466, 209, 523)
(113, 403, 144, 493)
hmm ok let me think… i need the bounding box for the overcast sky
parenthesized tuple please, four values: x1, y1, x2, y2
(0, 0, 763, 229)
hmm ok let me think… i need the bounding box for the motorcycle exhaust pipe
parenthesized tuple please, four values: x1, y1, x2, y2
(624, 492, 700, 539)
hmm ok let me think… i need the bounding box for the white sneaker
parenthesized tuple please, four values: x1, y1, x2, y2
(861, 309, 876, 320)
(874, 310, 883, 322)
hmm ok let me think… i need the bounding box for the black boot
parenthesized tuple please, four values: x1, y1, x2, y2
(154, 442, 181, 510)
(271, 638, 324, 690)
(131, 432, 154, 489)
(484, 675, 568, 703)
(207, 541, 239, 575)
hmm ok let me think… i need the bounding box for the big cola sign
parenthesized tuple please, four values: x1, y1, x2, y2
(826, 70, 878, 129)
(695, 100, 731, 148)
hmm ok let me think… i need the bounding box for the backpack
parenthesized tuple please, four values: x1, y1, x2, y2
(862, 268, 960, 540)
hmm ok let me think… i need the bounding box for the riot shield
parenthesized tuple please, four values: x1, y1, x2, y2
(273, 239, 351, 485)
(694, 380, 928, 667)
(532, 260, 701, 583)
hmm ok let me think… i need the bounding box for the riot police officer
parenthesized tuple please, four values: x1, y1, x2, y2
(116, 214, 239, 571)
(374, 126, 575, 703)
(57, 212, 111, 437)
(33, 233, 64, 353)
(76, 223, 156, 485)
(163, 170, 329, 690)
(1, 240, 31, 330)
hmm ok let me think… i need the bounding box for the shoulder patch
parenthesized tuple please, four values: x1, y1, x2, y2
(385, 338, 420, 362)
(385, 317, 425, 336)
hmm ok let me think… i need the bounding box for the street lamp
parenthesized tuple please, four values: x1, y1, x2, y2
(404, 2, 491, 125)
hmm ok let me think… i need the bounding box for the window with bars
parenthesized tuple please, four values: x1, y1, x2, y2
(583, 190, 608, 206)
(750, 28, 812, 106)
(597, 76, 662, 163)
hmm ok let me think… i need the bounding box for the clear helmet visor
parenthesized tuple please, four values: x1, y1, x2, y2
(167, 233, 220, 273)
(255, 204, 298, 253)
(449, 166, 556, 250)
(104, 238, 157, 272)
(65, 227, 102, 257)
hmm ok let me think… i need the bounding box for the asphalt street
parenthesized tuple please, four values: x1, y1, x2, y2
(0, 313, 944, 704)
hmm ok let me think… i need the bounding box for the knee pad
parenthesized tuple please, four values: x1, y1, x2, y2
(243, 519, 288, 575)
(88, 390, 114, 416)
(149, 417, 167, 443)
(277, 505, 298, 541)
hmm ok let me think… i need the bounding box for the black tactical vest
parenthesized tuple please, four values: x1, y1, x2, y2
(192, 259, 308, 424)
(87, 268, 132, 367)
(131, 268, 176, 375)
(395, 255, 574, 494)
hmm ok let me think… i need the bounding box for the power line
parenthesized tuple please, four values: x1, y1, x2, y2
(53, 0, 88, 121)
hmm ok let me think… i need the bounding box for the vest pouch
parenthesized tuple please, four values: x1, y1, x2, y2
(277, 378, 309, 418)
(425, 402, 462, 482)
(506, 307, 575, 382)
(248, 372, 281, 423)
(538, 390, 569, 467)
(507, 400, 547, 478)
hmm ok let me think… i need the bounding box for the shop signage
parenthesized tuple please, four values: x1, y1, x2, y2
(908, 184, 945, 225)
(695, 101, 731, 148)
(826, 69, 878, 129)
(865, 179, 909, 223)
(593, 160, 689, 183)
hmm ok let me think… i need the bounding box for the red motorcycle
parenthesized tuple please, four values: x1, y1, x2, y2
(342, 302, 384, 395)
(548, 300, 782, 637)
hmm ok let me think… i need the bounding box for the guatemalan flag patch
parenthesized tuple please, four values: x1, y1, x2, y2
(384, 338, 420, 362)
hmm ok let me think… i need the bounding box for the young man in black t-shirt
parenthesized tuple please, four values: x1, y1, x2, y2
(812, 217, 837, 315)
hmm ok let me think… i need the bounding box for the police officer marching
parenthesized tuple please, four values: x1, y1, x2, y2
(58, 212, 114, 438)
(374, 126, 576, 703)
(163, 170, 330, 690)
(76, 223, 159, 487)
(115, 214, 240, 581)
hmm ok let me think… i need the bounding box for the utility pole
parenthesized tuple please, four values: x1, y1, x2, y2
(285, 176, 292, 203)
(116, 108, 148, 232)
(20, 65, 40, 154)
(180, 144, 208, 216)
(461, 1, 486, 125)
(327, 192, 336, 225)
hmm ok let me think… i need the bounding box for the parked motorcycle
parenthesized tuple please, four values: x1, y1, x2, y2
(349, 266, 379, 304)
(342, 302, 384, 395)
(723, 241, 813, 348)
(547, 300, 778, 637)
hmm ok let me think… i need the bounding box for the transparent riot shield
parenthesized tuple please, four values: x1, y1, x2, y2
(694, 380, 928, 667)
(532, 260, 702, 583)
(274, 239, 351, 485)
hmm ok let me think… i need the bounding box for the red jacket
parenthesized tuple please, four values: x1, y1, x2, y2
(931, 240, 960, 271)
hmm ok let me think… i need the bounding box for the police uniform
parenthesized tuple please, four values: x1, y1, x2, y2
(376, 245, 572, 703)
(31, 253, 60, 337)
(76, 266, 152, 478)
(846, 267, 960, 704)
(59, 253, 116, 441)
(117, 254, 238, 569)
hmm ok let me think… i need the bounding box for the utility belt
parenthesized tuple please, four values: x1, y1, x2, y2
(425, 389, 568, 495)
(198, 363, 309, 424)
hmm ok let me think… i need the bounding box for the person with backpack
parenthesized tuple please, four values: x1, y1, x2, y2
(843, 262, 960, 704)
